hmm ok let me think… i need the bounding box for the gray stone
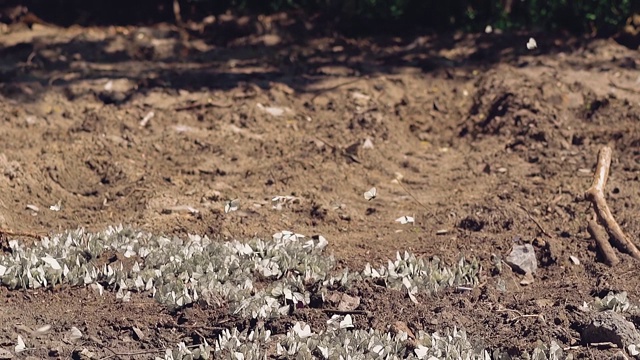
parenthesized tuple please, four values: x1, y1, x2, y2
(0, 348, 13, 359)
(506, 244, 538, 274)
(581, 311, 640, 350)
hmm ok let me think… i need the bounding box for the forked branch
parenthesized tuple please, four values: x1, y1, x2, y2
(584, 146, 640, 263)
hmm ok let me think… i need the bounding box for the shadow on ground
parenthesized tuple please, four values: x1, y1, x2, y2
(0, 13, 627, 104)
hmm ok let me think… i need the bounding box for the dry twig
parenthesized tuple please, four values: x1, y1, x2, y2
(101, 342, 208, 360)
(517, 204, 551, 237)
(311, 136, 361, 164)
(395, 178, 431, 213)
(585, 146, 640, 262)
(496, 308, 543, 323)
(174, 99, 233, 111)
(101, 347, 165, 360)
(309, 78, 368, 102)
(0, 229, 42, 240)
(322, 309, 369, 316)
(609, 80, 640, 94)
(172, 0, 183, 26)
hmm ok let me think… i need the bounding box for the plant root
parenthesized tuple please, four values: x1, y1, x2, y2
(584, 146, 640, 264)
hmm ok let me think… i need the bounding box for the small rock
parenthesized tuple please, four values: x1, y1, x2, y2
(48, 347, 61, 357)
(34, 324, 51, 335)
(337, 294, 360, 312)
(581, 311, 640, 351)
(325, 292, 341, 304)
(532, 238, 546, 247)
(0, 348, 13, 359)
(261, 34, 281, 46)
(351, 91, 370, 106)
(506, 244, 538, 274)
(97, 90, 131, 105)
(132, 326, 144, 341)
(161, 205, 199, 215)
(0, 153, 21, 180)
(520, 272, 535, 286)
(256, 103, 292, 117)
(390, 321, 415, 340)
(72, 348, 97, 360)
(535, 298, 554, 308)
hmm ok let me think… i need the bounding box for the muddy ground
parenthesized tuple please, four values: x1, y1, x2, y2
(0, 14, 640, 359)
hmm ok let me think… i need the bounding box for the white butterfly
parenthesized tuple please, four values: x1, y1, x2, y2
(339, 314, 354, 329)
(224, 199, 240, 213)
(363, 187, 377, 201)
(50, 200, 62, 211)
(292, 322, 313, 338)
(15, 335, 26, 353)
(69, 327, 83, 341)
(395, 216, 415, 225)
(317, 346, 329, 358)
(526, 37, 537, 50)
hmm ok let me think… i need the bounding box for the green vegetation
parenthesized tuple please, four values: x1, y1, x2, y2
(195, 0, 637, 35)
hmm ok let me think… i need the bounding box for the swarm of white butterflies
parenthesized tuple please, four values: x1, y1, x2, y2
(272, 195, 301, 210)
(0, 225, 565, 360)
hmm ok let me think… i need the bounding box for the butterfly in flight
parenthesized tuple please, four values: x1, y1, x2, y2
(224, 199, 240, 213)
(363, 187, 377, 201)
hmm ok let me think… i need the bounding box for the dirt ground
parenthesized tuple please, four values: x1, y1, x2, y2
(1, 14, 640, 359)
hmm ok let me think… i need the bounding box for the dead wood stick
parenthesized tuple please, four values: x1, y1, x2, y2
(0, 229, 42, 240)
(172, 0, 183, 26)
(584, 146, 640, 260)
(587, 219, 619, 266)
(322, 309, 369, 315)
(311, 136, 361, 164)
(517, 204, 551, 237)
(0, 228, 43, 250)
(609, 80, 640, 94)
(174, 99, 232, 111)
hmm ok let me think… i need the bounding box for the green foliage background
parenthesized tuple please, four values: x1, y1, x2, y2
(195, 0, 637, 35)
